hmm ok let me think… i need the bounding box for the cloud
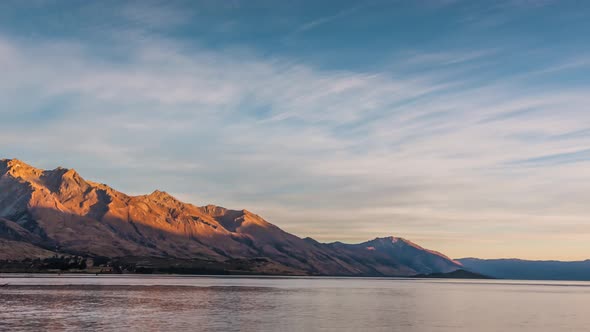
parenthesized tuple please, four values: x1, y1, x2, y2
(509, 148, 590, 167)
(117, 1, 193, 28)
(291, 4, 367, 34)
(0, 15, 589, 260)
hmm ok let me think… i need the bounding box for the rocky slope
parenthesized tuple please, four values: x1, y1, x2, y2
(0, 158, 462, 276)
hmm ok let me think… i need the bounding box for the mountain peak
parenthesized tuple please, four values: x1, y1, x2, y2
(369, 236, 404, 244)
(1, 158, 33, 169)
(0, 159, 82, 181)
(370, 236, 434, 250)
(147, 190, 178, 202)
(150, 189, 169, 196)
(46, 166, 79, 177)
(0, 158, 42, 179)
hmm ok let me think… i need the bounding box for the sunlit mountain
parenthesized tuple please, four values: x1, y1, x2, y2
(0, 158, 461, 276)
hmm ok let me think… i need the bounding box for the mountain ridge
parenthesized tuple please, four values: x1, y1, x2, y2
(458, 258, 590, 281)
(0, 158, 462, 276)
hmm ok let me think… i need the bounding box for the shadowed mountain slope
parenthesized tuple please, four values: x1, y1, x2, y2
(0, 158, 461, 276)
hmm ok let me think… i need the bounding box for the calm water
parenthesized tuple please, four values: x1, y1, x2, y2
(1, 275, 589, 331)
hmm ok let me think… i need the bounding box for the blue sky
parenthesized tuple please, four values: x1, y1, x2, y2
(1, 0, 589, 259)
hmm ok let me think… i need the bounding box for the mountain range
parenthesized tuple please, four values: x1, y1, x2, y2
(458, 258, 590, 281)
(0, 158, 462, 276)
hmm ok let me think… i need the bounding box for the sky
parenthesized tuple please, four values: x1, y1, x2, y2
(0, 0, 589, 260)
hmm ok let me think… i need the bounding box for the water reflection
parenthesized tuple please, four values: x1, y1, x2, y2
(1, 276, 589, 331)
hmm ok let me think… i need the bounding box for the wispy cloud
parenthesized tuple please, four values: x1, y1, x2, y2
(0, 0, 589, 260)
(118, 1, 193, 28)
(508, 148, 590, 167)
(292, 4, 367, 34)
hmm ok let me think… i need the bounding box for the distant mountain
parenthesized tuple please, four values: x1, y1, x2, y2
(311, 237, 463, 277)
(458, 258, 590, 281)
(0, 158, 461, 276)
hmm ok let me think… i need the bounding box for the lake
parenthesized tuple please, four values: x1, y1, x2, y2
(1, 275, 589, 331)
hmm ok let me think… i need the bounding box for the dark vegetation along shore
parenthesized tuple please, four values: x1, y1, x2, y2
(0, 256, 299, 275)
(413, 269, 494, 279)
(0, 256, 493, 279)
